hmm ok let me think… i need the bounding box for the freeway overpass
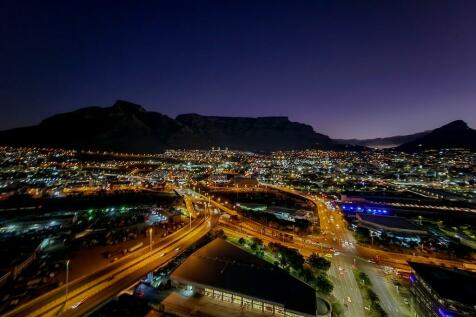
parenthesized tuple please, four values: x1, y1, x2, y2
(4, 195, 214, 317)
(4, 216, 211, 317)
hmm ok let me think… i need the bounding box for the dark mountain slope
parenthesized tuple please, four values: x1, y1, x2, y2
(397, 120, 476, 151)
(0, 100, 187, 152)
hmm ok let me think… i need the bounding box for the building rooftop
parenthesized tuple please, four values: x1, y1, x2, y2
(357, 214, 426, 233)
(409, 262, 476, 307)
(171, 238, 325, 316)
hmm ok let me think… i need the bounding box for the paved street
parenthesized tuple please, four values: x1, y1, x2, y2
(357, 260, 411, 317)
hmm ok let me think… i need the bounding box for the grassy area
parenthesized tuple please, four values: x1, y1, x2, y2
(352, 269, 388, 317)
(330, 300, 345, 317)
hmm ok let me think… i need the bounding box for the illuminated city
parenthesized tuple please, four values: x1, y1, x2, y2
(0, 145, 474, 317)
(1, 1, 476, 317)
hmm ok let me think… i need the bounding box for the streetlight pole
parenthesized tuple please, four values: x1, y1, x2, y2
(149, 227, 153, 252)
(65, 259, 70, 306)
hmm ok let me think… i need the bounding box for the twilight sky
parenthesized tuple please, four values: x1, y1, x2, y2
(1, 0, 476, 139)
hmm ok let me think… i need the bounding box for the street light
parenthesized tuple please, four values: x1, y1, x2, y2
(149, 227, 153, 251)
(65, 259, 70, 306)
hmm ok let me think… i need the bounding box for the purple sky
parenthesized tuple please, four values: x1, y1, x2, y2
(1, 1, 476, 139)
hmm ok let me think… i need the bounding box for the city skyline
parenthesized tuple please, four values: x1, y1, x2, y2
(2, 1, 476, 139)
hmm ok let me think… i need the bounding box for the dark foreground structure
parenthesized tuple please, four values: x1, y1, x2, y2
(409, 262, 476, 317)
(170, 238, 329, 317)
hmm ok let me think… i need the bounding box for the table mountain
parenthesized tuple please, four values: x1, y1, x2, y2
(0, 100, 340, 152)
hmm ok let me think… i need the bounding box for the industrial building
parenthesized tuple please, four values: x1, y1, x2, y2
(170, 238, 329, 317)
(409, 262, 476, 317)
(356, 214, 427, 236)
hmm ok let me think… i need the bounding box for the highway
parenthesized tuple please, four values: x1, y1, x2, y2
(262, 184, 413, 317)
(4, 195, 213, 317)
(218, 212, 365, 317)
(357, 259, 411, 317)
(67, 219, 213, 317)
(263, 184, 476, 316)
(309, 194, 365, 317)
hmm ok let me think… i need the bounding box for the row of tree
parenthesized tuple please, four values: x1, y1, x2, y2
(357, 271, 388, 317)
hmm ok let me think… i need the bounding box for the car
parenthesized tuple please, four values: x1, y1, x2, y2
(160, 253, 166, 257)
(71, 298, 87, 309)
(175, 247, 181, 252)
(10, 299, 19, 306)
(334, 251, 340, 256)
(324, 253, 333, 258)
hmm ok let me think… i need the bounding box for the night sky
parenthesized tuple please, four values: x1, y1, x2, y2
(2, 1, 475, 139)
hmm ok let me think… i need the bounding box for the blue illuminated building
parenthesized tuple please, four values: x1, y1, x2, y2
(340, 203, 391, 215)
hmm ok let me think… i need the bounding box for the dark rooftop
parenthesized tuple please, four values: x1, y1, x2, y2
(409, 262, 476, 307)
(171, 238, 324, 316)
(357, 214, 426, 233)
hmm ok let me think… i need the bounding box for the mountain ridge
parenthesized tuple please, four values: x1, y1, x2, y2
(0, 100, 473, 152)
(0, 100, 342, 152)
(335, 131, 430, 149)
(396, 120, 476, 151)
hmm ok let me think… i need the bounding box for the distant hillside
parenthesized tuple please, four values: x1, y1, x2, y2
(0, 100, 344, 152)
(397, 120, 476, 151)
(335, 131, 430, 149)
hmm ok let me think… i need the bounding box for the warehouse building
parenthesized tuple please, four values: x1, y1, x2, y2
(170, 238, 329, 317)
(356, 214, 427, 235)
(409, 262, 476, 317)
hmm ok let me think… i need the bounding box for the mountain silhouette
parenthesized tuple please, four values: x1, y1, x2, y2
(397, 120, 476, 151)
(0, 100, 340, 152)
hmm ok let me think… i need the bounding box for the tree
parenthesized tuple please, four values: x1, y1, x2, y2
(308, 253, 331, 271)
(355, 227, 370, 244)
(268, 242, 284, 253)
(315, 274, 333, 295)
(211, 229, 226, 239)
(331, 302, 344, 317)
(300, 267, 314, 283)
(251, 237, 263, 249)
(374, 304, 388, 317)
(359, 272, 371, 286)
(268, 242, 304, 270)
(283, 248, 305, 271)
(367, 289, 379, 304)
(238, 237, 245, 245)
